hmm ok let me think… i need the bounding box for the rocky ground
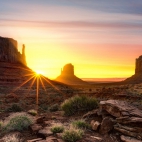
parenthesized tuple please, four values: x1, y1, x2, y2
(0, 83, 142, 142)
(0, 99, 142, 142)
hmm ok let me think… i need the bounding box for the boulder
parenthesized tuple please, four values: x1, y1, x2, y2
(82, 109, 99, 119)
(38, 127, 53, 138)
(30, 124, 42, 133)
(114, 124, 142, 140)
(100, 100, 142, 118)
(99, 117, 114, 134)
(90, 120, 100, 131)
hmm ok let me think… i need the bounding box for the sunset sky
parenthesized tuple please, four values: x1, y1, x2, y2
(0, 0, 142, 79)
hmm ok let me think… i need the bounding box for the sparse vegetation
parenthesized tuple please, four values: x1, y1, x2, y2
(61, 95, 98, 116)
(62, 126, 84, 142)
(28, 109, 37, 116)
(2, 134, 22, 142)
(6, 104, 23, 112)
(2, 112, 34, 132)
(72, 119, 91, 129)
(49, 103, 59, 112)
(51, 125, 64, 134)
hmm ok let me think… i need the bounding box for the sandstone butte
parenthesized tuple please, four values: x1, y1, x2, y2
(55, 63, 88, 85)
(124, 55, 142, 84)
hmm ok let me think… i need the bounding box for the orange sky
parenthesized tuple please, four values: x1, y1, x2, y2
(0, 0, 142, 79)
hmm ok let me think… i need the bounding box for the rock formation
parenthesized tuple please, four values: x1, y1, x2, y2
(135, 55, 142, 74)
(83, 100, 142, 142)
(0, 36, 31, 84)
(124, 55, 142, 84)
(55, 63, 87, 85)
(0, 36, 26, 65)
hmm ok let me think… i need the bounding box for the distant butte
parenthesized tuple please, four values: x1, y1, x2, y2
(124, 55, 142, 84)
(55, 63, 87, 85)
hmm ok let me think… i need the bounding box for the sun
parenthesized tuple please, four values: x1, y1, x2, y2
(35, 70, 44, 76)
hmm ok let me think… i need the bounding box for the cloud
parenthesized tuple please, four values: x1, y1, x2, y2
(0, 19, 142, 29)
(68, 0, 142, 15)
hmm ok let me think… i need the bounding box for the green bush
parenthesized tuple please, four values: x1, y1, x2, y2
(61, 95, 98, 116)
(72, 119, 91, 129)
(3, 113, 34, 132)
(6, 104, 23, 112)
(62, 126, 84, 142)
(49, 104, 59, 112)
(28, 109, 37, 116)
(51, 125, 64, 134)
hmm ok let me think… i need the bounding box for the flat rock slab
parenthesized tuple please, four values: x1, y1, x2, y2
(27, 138, 43, 142)
(121, 135, 142, 142)
(38, 127, 53, 138)
(100, 100, 142, 118)
(30, 124, 42, 133)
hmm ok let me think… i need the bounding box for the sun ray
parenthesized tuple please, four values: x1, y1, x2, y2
(12, 75, 35, 93)
(39, 75, 47, 92)
(26, 75, 37, 96)
(42, 75, 65, 97)
(23, 72, 36, 77)
(36, 75, 39, 112)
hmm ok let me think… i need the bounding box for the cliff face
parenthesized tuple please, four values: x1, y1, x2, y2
(56, 63, 87, 85)
(0, 36, 26, 65)
(0, 36, 29, 84)
(135, 55, 142, 74)
(124, 55, 142, 84)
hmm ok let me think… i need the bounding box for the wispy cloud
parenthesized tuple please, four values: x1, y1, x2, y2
(0, 19, 142, 29)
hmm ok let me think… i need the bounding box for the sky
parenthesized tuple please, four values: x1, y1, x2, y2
(0, 0, 142, 79)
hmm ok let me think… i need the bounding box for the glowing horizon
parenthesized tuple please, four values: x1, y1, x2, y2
(0, 0, 142, 79)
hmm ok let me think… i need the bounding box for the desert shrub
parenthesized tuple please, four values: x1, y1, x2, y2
(6, 104, 23, 112)
(49, 104, 59, 112)
(61, 95, 98, 116)
(2, 112, 34, 132)
(72, 119, 91, 129)
(2, 133, 22, 142)
(28, 109, 37, 116)
(51, 125, 64, 134)
(62, 126, 84, 142)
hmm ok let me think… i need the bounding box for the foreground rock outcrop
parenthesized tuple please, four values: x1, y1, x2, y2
(55, 63, 87, 85)
(84, 99, 142, 142)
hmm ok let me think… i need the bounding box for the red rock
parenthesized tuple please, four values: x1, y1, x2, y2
(82, 109, 98, 119)
(99, 117, 114, 134)
(27, 138, 43, 142)
(46, 136, 57, 142)
(121, 135, 142, 142)
(30, 124, 42, 133)
(38, 127, 53, 138)
(36, 116, 45, 124)
(90, 120, 100, 131)
(100, 100, 142, 118)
